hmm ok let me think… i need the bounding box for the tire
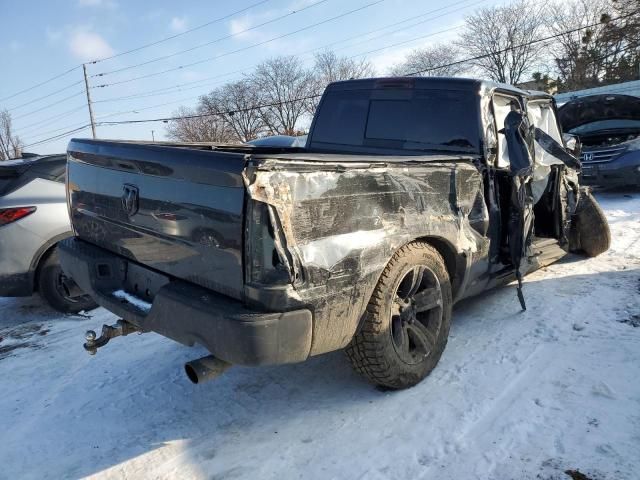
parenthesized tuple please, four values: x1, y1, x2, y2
(37, 247, 98, 314)
(570, 190, 611, 257)
(346, 242, 452, 389)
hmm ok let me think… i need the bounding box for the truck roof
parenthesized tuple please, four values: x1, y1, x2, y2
(326, 76, 551, 101)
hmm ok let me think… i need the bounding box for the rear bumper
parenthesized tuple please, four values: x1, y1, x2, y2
(58, 237, 313, 366)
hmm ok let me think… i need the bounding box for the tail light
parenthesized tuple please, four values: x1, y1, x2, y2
(245, 200, 291, 285)
(0, 206, 37, 226)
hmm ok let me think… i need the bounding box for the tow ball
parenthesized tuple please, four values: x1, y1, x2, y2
(84, 319, 141, 355)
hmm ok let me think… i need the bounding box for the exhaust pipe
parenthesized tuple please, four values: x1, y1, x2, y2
(184, 355, 231, 384)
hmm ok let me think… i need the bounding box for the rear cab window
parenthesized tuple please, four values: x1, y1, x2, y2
(309, 88, 481, 156)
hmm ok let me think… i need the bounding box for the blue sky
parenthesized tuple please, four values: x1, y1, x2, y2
(1, 0, 508, 154)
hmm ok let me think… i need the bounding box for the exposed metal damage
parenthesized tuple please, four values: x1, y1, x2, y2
(244, 155, 488, 354)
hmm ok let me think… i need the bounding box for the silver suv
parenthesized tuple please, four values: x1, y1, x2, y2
(0, 154, 96, 313)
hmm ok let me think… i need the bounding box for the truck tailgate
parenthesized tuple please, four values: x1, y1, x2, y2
(66, 139, 247, 300)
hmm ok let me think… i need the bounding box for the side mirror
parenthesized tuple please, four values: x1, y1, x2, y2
(562, 133, 581, 157)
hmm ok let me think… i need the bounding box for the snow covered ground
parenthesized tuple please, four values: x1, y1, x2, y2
(1, 191, 638, 480)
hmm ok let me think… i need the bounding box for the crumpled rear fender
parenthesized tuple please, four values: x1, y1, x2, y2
(244, 158, 488, 355)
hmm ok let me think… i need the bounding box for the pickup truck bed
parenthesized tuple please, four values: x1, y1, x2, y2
(60, 138, 482, 365)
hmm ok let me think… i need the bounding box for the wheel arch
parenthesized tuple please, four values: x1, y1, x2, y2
(30, 232, 73, 292)
(411, 235, 465, 300)
(352, 235, 464, 339)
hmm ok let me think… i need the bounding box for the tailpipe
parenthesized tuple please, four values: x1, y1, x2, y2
(184, 355, 231, 384)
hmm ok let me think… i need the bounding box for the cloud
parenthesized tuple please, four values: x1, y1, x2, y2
(169, 16, 188, 32)
(229, 16, 254, 39)
(78, 0, 117, 7)
(228, 14, 274, 43)
(227, 0, 323, 44)
(46, 27, 62, 43)
(180, 70, 204, 82)
(68, 29, 115, 61)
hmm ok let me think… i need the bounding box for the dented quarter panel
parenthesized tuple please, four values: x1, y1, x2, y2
(245, 154, 489, 355)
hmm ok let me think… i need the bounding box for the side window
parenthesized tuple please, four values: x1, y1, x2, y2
(492, 94, 522, 169)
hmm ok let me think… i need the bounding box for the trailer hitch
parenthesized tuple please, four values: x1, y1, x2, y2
(84, 319, 141, 355)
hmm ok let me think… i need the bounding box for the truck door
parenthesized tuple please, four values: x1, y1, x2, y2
(527, 99, 581, 245)
(492, 93, 535, 309)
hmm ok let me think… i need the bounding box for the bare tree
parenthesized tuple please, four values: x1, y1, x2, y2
(547, 0, 613, 91)
(457, 0, 547, 84)
(390, 44, 466, 77)
(250, 56, 314, 135)
(306, 51, 375, 114)
(542, 0, 640, 91)
(0, 109, 23, 160)
(599, 0, 640, 84)
(165, 106, 234, 143)
(312, 51, 375, 84)
(200, 80, 266, 142)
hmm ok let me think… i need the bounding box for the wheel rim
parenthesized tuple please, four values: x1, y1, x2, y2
(390, 265, 443, 365)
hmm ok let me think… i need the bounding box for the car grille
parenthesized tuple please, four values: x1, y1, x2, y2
(580, 145, 627, 164)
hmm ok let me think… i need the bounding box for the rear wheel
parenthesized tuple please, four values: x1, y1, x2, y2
(346, 242, 452, 389)
(37, 247, 98, 314)
(570, 190, 611, 257)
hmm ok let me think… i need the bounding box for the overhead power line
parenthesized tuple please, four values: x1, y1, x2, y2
(93, 0, 386, 89)
(12, 91, 86, 121)
(92, 70, 245, 104)
(5, 80, 85, 112)
(97, 93, 324, 126)
(0, 65, 81, 103)
(14, 104, 88, 136)
(20, 0, 471, 140)
(87, 0, 483, 107)
(21, 88, 228, 144)
(94, 11, 640, 128)
(404, 10, 640, 76)
(300, 0, 484, 56)
(22, 125, 91, 149)
(3, 0, 275, 108)
(92, 0, 333, 77)
(21, 119, 92, 142)
(348, 24, 463, 59)
(23, 5, 639, 149)
(89, 0, 273, 64)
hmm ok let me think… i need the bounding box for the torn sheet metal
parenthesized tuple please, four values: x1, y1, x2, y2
(245, 156, 487, 355)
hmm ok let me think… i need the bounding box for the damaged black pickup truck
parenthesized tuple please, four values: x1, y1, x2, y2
(59, 77, 610, 389)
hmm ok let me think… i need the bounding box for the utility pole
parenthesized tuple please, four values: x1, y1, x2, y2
(151, 130, 155, 141)
(82, 63, 97, 139)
